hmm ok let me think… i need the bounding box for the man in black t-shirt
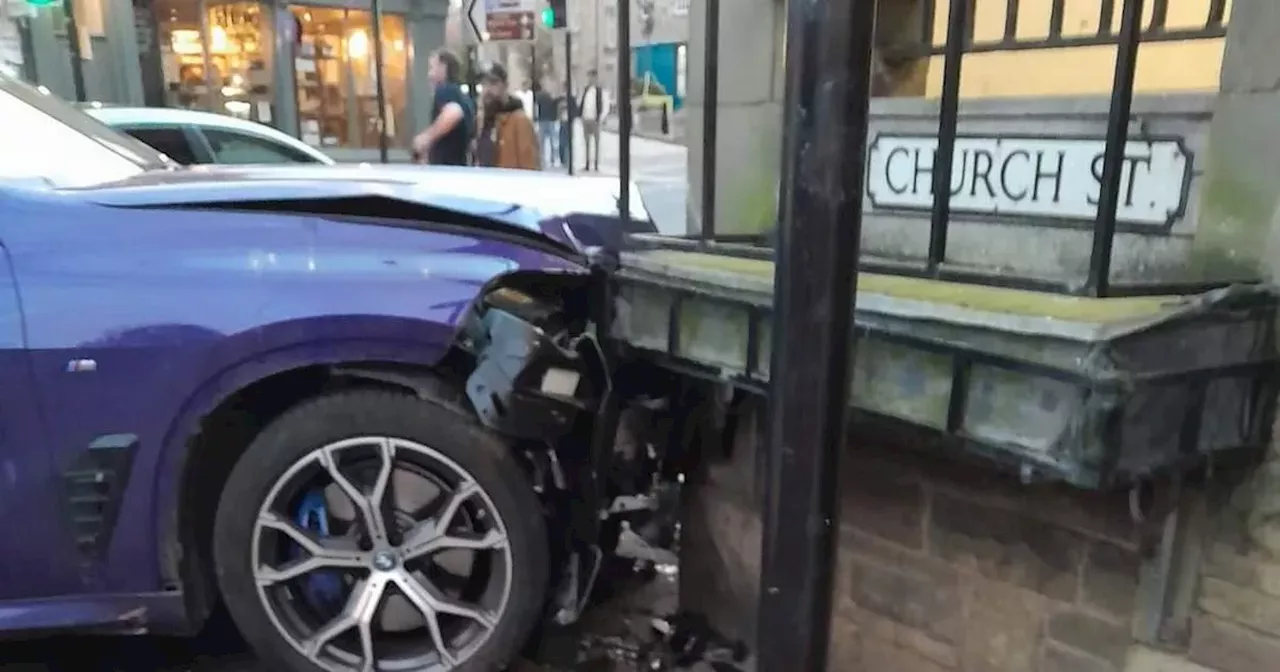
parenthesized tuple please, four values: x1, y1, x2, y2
(411, 49, 474, 165)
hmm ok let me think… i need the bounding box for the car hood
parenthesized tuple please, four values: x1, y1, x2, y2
(69, 163, 653, 239)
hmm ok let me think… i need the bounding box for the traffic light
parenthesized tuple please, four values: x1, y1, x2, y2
(541, 0, 567, 29)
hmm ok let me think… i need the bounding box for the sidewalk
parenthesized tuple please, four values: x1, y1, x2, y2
(603, 116, 686, 146)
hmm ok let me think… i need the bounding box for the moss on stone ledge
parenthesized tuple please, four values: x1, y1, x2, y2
(633, 250, 1182, 323)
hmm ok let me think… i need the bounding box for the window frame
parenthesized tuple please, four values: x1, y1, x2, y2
(193, 125, 328, 165)
(114, 123, 212, 165)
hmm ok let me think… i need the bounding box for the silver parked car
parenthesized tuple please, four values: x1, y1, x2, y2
(83, 105, 335, 166)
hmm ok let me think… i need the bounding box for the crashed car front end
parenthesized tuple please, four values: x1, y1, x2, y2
(451, 247, 690, 629)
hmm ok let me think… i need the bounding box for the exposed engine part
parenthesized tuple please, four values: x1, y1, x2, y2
(605, 493, 662, 516)
(460, 278, 689, 637)
(547, 448, 568, 490)
(553, 546, 604, 626)
(526, 447, 570, 495)
(462, 276, 608, 443)
(615, 522, 678, 566)
(466, 306, 604, 439)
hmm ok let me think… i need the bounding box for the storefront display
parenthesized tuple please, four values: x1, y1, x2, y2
(14, 0, 438, 156)
(291, 7, 406, 149)
(206, 2, 273, 121)
(144, 0, 420, 153)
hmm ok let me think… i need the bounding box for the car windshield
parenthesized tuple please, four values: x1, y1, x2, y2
(0, 73, 174, 188)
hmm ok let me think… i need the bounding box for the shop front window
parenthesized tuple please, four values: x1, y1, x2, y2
(151, 0, 274, 122)
(206, 2, 274, 121)
(153, 0, 210, 108)
(291, 6, 407, 149)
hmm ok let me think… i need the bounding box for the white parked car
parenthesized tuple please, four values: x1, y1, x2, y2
(80, 104, 657, 227)
(83, 105, 335, 166)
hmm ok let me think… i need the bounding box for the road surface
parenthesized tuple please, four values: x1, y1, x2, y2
(556, 127, 689, 236)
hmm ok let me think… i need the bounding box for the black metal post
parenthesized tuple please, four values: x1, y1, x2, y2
(467, 45, 479, 109)
(1085, 0, 1144, 297)
(16, 17, 38, 84)
(531, 44, 538, 90)
(1207, 0, 1227, 26)
(62, 0, 87, 101)
(565, 30, 574, 176)
(371, 0, 389, 163)
(927, 0, 970, 272)
(617, 0, 632, 224)
(756, 0, 876, 670)
(699, 0, 719, 241)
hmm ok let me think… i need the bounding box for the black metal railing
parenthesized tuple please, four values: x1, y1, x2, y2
(680, 0, 1232, 298)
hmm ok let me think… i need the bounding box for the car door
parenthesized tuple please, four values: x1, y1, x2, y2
(194, 126, 325, 164)
(114, 124, 207, 165)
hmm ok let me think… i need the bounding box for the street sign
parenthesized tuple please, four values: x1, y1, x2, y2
(479, 0, 536, 42)
(464, 0, 485, 44)
(865, 134, 1192, 227)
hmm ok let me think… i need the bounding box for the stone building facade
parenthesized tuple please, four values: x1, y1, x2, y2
(679, 0, 1280, 669)
(562, 0, 688, 96)
(0, 0, 26, 78)
(564, 0, 618, 91)
(631, 0, 687, 47)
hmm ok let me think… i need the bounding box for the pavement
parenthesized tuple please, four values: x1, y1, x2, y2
(549, 126, 690, 237)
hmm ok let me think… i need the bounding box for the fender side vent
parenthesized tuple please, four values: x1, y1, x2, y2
(61, 433, 139, 565)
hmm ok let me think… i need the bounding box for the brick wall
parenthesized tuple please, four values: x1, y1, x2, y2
(1189, 440, 1280, 672)
(680, 402, 1280, 672)
(821, 431, 1280, 672)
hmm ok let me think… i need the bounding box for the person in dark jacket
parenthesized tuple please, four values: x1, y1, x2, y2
(411, 49, 474, 165)
(534, 82, 559, 168)
(474, 63, 539, 170)
(558, 92, 574, 167)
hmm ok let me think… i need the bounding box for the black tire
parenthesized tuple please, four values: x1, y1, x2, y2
(212, 388, 549, 672)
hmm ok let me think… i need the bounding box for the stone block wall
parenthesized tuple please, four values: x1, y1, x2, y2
(680, 402, 1280, 672)
(825, 443, 1143, 672)
(822, 435, 1280, 672)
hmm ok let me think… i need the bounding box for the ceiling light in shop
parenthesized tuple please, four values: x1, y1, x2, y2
(210, 25, 229, 52)
(347, 29, 369, 59)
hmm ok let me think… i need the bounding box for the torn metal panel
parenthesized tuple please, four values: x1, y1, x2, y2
(613, 247, 1279, 489)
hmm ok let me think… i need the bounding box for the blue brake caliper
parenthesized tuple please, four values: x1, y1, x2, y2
(294, 490, 345, 606)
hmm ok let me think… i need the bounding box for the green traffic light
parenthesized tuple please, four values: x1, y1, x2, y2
(25, 0, 59, 7)
(540, 7, 555, 28)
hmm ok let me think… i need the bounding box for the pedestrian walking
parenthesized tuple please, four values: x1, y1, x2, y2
(410, 48, 474, 166)
(474, 63, 540, 170)
(534, 81, 559, 168)
(578, 69, 610, 172)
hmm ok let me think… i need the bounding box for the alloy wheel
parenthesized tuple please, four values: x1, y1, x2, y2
(250, 436, 514, 672)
